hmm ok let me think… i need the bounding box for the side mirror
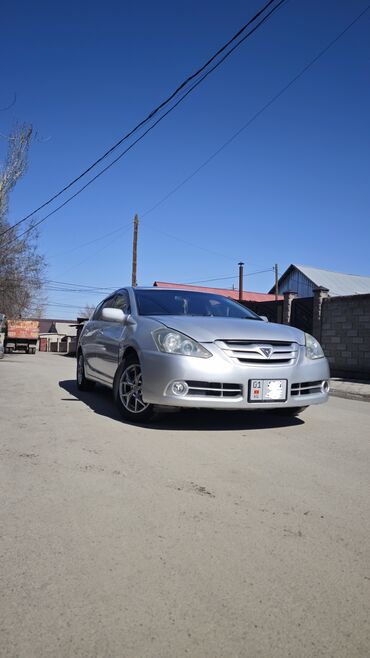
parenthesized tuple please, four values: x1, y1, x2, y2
(260, 315, 269, 322)
(102, 307, 125, 323)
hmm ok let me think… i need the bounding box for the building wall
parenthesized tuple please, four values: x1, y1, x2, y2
(247, 292, 370, 377)
(320, 294, 370, 377)
(279, 269, 315, 297)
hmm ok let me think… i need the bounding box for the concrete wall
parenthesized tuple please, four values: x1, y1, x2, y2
(320, 294, 370, 377)
(251, 290, 370, 378)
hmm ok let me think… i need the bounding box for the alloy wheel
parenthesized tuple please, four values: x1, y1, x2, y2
(119, 364, 149, 414)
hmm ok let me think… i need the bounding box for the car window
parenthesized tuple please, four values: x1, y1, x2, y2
(92, 296, 116, 321)
(112, 292, 130, 314)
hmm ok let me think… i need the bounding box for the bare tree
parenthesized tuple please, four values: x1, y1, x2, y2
(0, 124, 32, 218)
(79, 303, 96, 319)
(0, 124, 46, 318)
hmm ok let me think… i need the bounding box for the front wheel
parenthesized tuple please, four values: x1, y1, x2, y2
(114, 356, 154, 423)
(76, 351, 95, 391)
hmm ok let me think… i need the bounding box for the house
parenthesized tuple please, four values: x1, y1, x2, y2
(37, 319, 77, 353)
(270, 265, 370, 298)
(153, 281, 282, 302)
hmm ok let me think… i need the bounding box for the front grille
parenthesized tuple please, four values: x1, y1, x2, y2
(217, 340, 298, 365)
(185, 381, 242, 398)
(291, 381, 323, 396)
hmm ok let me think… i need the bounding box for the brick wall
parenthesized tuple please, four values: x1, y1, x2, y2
(320, 294, 370, 377)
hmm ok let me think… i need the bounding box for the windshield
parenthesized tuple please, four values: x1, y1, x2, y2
(134, 289, 261, 320)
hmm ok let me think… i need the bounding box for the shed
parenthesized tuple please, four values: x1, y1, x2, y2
(270, 265, 370, 298)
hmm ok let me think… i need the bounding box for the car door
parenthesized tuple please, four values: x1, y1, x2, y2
(94, 291, 130, 384)
(83, 296, 116, 382)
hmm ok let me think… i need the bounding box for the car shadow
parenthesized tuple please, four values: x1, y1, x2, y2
(59, 379, 305, 431)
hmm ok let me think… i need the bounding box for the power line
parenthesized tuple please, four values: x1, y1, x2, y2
(141, 224, 238, 262)
(42, 302, 87, 310)
(9, 1, 368, 275)
(56, 225, 132, 278)
(45, 279, 115, 290)
(141, 3, 370, 221)
(48, 222, 133, 260)
(183, 269, 274, 284)
(42, 268, 273, 294)
(68, 2, 370, 270)
(0, 0, 286, 242)
(44, 286, 110, 294)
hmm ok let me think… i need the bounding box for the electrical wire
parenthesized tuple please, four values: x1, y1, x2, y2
(141, 3, 370, 220)
(141, 224, 238, 262)
(45, 279, 116, 289)
(48, 221, 133, 260)
(2, 1, 286, 250)
(41, 268, 273, 294)
(55, 227, 132, 279)
(183, 268, 274, 284)
(9, 4, 368, 281)
(42, 302, 86, 310)
(138, 224, 273, 268)
(0, 0, 285, 241)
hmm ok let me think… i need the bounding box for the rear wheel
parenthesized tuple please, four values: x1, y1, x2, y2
(275, 406, 308, 417)
(114, 355, 154, 423)
(76, 351, 95, 391)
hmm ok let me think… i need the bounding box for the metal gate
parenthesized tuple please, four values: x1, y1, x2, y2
(290, 297, 314, 334)
(241, 300, 283, 324)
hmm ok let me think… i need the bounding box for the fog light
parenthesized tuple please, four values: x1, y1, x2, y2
(171, 381, 188, 396)
(322, 380, 330, 393)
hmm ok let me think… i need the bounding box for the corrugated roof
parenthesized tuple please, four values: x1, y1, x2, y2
(293, 265, 370, 296)
(55, 322, 77, 337)
(27, 318, 75, 334)
(153, 281, 282, 302)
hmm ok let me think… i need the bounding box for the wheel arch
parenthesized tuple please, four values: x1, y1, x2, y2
(113, 346, 139, 395)
(122, 346, 139, 362)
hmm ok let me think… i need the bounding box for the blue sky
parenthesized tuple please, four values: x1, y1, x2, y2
(1, 0, 370, 318)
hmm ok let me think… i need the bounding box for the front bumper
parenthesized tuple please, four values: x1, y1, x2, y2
(140, 345, 330, 409)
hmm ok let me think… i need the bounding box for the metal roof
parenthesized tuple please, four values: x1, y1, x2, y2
(275, 265, 370, 297)
(55, 322, 77, 337)
(153, 281, 282, 302)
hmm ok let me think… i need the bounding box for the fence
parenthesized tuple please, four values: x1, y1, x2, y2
(320, 294, 370, 378)
(243, 289, 370, 378)
(243, 299, 283, 324)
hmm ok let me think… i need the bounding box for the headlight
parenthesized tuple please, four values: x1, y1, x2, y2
(305, 333, 324, 359)
(152, 329, 212, 358)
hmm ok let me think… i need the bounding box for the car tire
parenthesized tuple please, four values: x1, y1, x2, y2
(114, 354, 155, 423)
(76, 351, 95, 391)
(275, 406, 308, 417)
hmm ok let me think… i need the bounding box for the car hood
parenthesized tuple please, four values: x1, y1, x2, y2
(152, 316, 305, 345)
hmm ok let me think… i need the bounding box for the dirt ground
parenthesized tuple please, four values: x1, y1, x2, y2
(1, 352, 369, 657)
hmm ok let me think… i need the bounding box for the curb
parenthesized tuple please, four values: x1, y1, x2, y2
(330, 390, 370, 403)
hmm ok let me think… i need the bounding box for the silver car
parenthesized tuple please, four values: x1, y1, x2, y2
(77, 287, 330, 422)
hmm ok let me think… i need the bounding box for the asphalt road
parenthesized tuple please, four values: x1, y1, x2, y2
(1, 353, 369, 658)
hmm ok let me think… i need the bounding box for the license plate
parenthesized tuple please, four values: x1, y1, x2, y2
(249, 379, 287, 402)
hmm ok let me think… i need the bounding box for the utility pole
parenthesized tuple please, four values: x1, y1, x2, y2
(131, 214, 139, 287)
(274, 263, 279, 300)
(238, 262, 244, 302)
